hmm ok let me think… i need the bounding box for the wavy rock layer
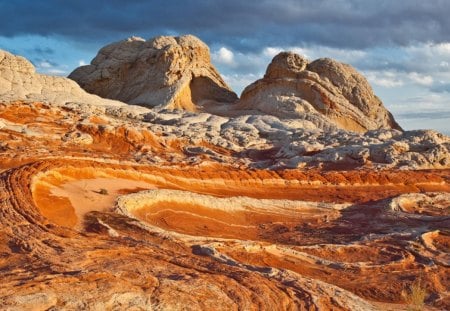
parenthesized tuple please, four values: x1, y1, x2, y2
(0, 47, 449, 310)
(0, 100, 448, 310)
(69, 35, 238, 110)
(0, 158, 448, 310)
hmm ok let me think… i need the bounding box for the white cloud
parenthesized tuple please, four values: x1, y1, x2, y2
(295, 46, 366, 63)
(263, 45, 366, 64)
(221, 73, 259, 95)
(363, 71, 404, 88)
(390, 93, 450, 116)
(78, 59, 87, 66)
(46, 68, 67, 75)
(407, 72, 433, 86)
(35, 59, 68, 76)
(433, 42, 450, 56)
(39, 61, 52, 68)
(213, 47, 235, 66)
(263, 47, 283, 58)
(364, 70, 434, 89)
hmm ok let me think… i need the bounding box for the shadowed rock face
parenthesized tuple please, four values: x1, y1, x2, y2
(239, 52, 402, 132)
(68, 35, 238, 110)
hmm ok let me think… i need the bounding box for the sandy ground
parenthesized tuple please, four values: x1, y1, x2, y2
(50, 178, 156, 228)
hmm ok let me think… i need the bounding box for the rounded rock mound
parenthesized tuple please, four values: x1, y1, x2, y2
(0, 49, 124, 107)
(265, 52, 309, 79)
(69, 35, 238, 111)
(238, 52, 402, 133)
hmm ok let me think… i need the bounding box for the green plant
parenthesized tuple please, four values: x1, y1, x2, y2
(402, 278, 427, 311)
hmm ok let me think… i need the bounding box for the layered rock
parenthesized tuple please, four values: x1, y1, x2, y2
(69, 35, 238, 111)
(0, 50, 125, 107)
(238, 52, 402, 132)
(0, 42, 449, 310)
(0, 146, 449, 310)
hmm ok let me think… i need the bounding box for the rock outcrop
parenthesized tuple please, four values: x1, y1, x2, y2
(0, 50, 125, 107)
(0, 42, 449, 310)
(238, 52, 402, 132)
(69, 35, 238, 111)
(68, 37, 400, 133)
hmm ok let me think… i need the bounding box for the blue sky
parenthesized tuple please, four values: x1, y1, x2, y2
(0, 0, 449, 134)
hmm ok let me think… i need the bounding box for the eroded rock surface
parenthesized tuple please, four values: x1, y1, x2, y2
(238, 52, 402, 132)
(69, 35, 238, 111)
(0, 46, 449, 310)
(0, 50, 126, 107)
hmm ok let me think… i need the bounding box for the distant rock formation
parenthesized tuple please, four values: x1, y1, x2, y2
(0, 50, 124, 107)
(238, 52, 402, 132)
(69, 37, 401, 132)
(69, 35, 238, 111)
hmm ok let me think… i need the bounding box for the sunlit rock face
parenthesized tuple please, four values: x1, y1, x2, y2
(0, 50, 127, 107)
(238, 52, 402, 132)
(69, 35, 238, 111)
(0, 44, 449, 310)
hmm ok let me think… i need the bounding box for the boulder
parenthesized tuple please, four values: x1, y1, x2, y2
(0, 50, 124, 107)
(69, 35, 238, 111)
(238, 52, 402, 133)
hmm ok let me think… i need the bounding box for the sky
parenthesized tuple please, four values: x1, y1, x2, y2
(0, 0, 449, 134)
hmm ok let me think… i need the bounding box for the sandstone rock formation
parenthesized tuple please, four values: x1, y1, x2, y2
(0, 108, 449, 309)
(68, 39, 401, 133)
(238, 52, 402, 132)
(0, 44, 449, 310)
(69, 35, 238, 111)
(143, 109, 449, 170)
(0, 50, 126, 107)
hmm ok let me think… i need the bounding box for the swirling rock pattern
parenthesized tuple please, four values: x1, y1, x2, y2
(0, 106, 449, 309)
(0, 47, 449, 310)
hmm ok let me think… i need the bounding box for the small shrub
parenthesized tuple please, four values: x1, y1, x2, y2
(402, 278, 427, 311)
(99, 188, 109, 195)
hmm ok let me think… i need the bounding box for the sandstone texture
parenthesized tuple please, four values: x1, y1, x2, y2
(69, 35, 238, 111)
(0, 43, 449, 310)
(238, 52, 402, 132)
(0, 50, 127, 108)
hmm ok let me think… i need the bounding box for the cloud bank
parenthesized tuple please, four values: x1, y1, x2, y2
(1, 1, 450, 50)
